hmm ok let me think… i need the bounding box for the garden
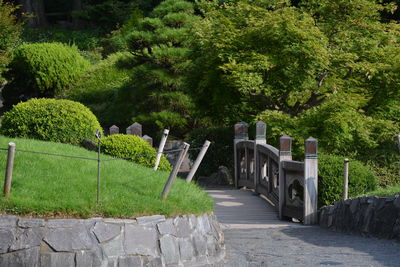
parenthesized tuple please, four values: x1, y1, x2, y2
(0, 0, 399, 218)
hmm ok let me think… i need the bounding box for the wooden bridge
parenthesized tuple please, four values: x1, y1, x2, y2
(210, 121, 319, 227)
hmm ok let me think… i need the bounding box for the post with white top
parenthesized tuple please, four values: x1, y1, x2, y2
(3, 142, 16, 197)
(279, 135, 292, 220)
(186, 140, 211, 183)
(304, 137, 318, 225)
(154, 129, 169, 171)
(397, 135, 400, 153)
(343, 158, 349, 200)
(254, 121, 266, 189)
(234, 122, 248, 188)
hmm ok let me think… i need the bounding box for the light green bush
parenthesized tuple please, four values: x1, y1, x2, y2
(0, 98, 102, 145)
(101, 134, 172, 172)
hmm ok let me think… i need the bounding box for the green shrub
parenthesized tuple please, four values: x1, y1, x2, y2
(100, 134, 171, 172)
(3, 43, 89, 108)
(0, 0, 22, 82)
(318, 154, 376, 206)
(0, 98, 102, 145)
(186, 127, 233, 178)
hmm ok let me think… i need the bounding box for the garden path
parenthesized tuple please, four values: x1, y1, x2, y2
(208, 188, 400, 267)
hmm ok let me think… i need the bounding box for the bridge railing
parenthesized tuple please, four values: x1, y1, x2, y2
(234, 121, 318, 225)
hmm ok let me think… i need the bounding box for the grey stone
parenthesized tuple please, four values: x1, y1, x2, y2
(349, 198, 359, 214)
(193, 236, 207, 256)
(75, 250, 94, 267)
(197, 166, 233, 186)
(10, 228, 43, 251)
(46, 219, 79, 228)
(175, 217, 191, 238)
(107, 258, 118, 267)
(206, 235, 217, 256)
(137, 215, 165, 225)
(188, 215, 197, 230)
(179, 239, 194, 261)
(0, 247, 39, 267)
(18, 218, 45, 228)
(157, 219, 177, 236)
(118, 256, 142, 267)
(124, 225, 158, 256)
(197, 215, 211, 234)
(40, 252, 75, 267)
(0, 228, 15, 253)
(103, 219, 136, 224)
(394, 196, 400, 209)
(81, 139, 97, 152)
(0, 215, 18, 227)
(143, 256, 162, 267)
(93, 222, 122, 243)
(44, 225, 93, 251)
(101, 232, 124, 257)
(159, 235, 179, 265)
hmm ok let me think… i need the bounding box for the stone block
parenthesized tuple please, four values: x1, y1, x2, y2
(394, 196, 400, 209)
(0, 228, 15, 253)
(40, 252, 75, 267)
(118, 256, 142, 267)
(142, 256, 162, 267)
(46, 219, 79, 228)
(103, 219, 136, 224)
(137, 215, 165, 226)
(0, 247, 39, 267)
(101, 233, 124, 257)
(18, 218, 45, 228)
(157, 219, 177, 236)
(0, 215, 18, 228)
(193, 236, 207, 256)
(174, 217, 191, 238)
(75, 250, 95, 267)
(188, 215, 197, 230)
(93, 222, 122, 243)
(44, 225, 93, 251)
(10, 228, 43, 251)
(159, 235, 179, 265)
(124, 225, 158, 256)
(206, 235, 217, 256)
(197, 215, 211, 234)
(179, 239, 194, 261)
(349, 198, 360, 214)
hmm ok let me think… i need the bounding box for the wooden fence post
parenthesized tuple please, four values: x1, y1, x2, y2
(279, 135, 292, 220)
(142, 135, 153, 147)
(343, 158, 349, 200)
(254, 121, 266, 189)
(154, 129, 169, 170)
(186, 140, 211, 183)
(161, 142, 190, 199)
(304, 137, 318, 225)
(3, 142, 16, 197)
(126, 122, 142, 136)
(234, 122, 248, 188)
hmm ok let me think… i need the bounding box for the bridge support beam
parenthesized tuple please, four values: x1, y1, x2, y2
(254, 121, 266, 189)
(234, 122, 248, 188)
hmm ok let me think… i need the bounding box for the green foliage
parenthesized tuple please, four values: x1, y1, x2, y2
(0, 135, 211, 218)
(22, 28, 102, 51)
(119, 0, 200, 137)
(0, 0, 22, 82)
(3, 43, 90, 108)
(0, 98, 102, 145)
(318, 154, 376, 206)
(186, 127, 233, 177)
(100, 134, 171, 172)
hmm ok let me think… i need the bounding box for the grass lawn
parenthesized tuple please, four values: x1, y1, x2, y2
(0, 135, 213, 218)
(361, 185, 400, 197)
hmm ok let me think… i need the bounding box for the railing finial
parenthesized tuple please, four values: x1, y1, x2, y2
(234, 121, 249, 140)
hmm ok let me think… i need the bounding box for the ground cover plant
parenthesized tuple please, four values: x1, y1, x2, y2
(0, 135, 212, 218)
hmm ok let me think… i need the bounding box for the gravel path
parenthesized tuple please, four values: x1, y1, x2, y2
(208, 189, 400, 267)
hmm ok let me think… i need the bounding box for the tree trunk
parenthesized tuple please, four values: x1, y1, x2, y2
(17, 0, 47, 27)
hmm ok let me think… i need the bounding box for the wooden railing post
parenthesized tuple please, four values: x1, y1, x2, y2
(3, 142, 16, 197)
(304, 137, 318, 225)
(186, 140, 211, 183)
(234, 122, 248, 188)
(154, 129, 169, 171)
(254, 121, 266, 189)
(279, 135, 292, 220)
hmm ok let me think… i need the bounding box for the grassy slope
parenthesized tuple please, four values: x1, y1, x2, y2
(361, 185, 400, 197)
(0, 136, 213, 218)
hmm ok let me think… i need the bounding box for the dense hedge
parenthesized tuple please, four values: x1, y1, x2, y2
(0, 98, 102, 145)
(318, 154, 377, 206)
(186, 127, 234, 178)
(3, 43, 89, 107)
(100, 134, 171, 172)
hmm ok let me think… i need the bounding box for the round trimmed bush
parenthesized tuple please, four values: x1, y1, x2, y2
(318, 154, 376, 206)
(3, 42, 89, 107)
(101, 134, 172, 172)
(0, 98, 102, 145)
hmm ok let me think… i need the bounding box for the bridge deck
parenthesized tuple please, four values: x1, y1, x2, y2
(207, 188, 302, 229)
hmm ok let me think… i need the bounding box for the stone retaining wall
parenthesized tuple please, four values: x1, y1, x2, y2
(320, 195, 400, 240)
(0, 213, 225, 267)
